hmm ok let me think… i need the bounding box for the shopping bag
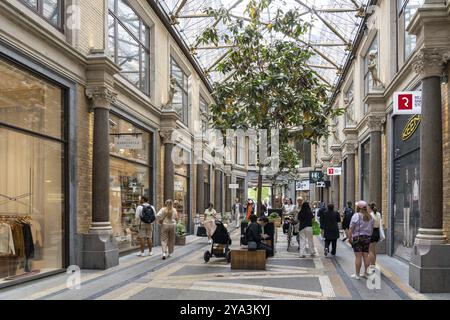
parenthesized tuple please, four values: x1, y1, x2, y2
(196, 226, 207, 237)
(312, 221, 321, 236)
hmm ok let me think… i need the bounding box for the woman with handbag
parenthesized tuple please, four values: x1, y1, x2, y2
(368, 202, 385, 268)
(348, 201, 374, 280)
(156, 200, 178, 260)
(204, 202, 218, 244)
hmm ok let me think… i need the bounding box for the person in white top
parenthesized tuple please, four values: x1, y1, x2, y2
(135, 196, 156, 257)
(232, 198, 243, 229)
(368, 202, 384, 268)
(156, 199, 178, 260)
(204, 202, 218, 244)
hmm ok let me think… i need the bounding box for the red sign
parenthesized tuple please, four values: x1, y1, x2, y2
(328, 168, 334, 175)
(398, 93, 413, 111)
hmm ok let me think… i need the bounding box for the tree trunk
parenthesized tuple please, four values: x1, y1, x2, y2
(257, 166, 263, 217)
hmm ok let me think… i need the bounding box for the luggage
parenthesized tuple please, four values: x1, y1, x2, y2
(196, 226, 207, 237)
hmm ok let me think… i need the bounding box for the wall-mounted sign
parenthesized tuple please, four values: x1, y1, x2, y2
(309, 171, 324, 184)
(393, 91, 422, 115)
(229, 184, 239, 189)
(327, 167, 342, 176)
(296, 180, 310, 191)
(114, 135, 143, 150)
(402, 115, 421, 141)
(316, 181, 326, 188)
(174, 180, 184, 192)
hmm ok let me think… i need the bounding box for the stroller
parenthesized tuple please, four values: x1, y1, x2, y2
(204, 221, 232, 263)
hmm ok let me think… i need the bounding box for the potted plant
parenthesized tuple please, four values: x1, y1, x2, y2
(175, 222, 186, 246)
(269, 212, 282, 228)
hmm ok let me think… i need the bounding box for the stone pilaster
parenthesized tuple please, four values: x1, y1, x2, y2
(409, 42, 450, 292)
(367, 115, 384, 208)
(160, 109, 179, 202)
(82, 52, 120, 270)
(331, 146, 342, 209)
(343, 142, 357, 206)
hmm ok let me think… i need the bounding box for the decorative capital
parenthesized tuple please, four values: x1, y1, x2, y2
(85, 86, 117, 110)
(160, 128, 174, 144)
(343, 142, 357, 155)
(412, 48, 450, 79)
(367, 115, 385, 132)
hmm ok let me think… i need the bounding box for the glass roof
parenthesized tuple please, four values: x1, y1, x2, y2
(155, 0, 367, 92)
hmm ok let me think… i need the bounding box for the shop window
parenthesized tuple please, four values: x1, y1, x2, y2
(0, 58, 65, 284)
(108, 0, 151, 95)
(109, 114, 153, 250)
(171, 57, 189, 125)
(174, 149, 191, 233)
(199, 96, 209, 136)
(397, 0, 424, 66)
(20, 0, 64, 30)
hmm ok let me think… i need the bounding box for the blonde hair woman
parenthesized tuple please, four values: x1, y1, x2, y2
(157, 200, 178, 260)
(348, 201, 374, 280)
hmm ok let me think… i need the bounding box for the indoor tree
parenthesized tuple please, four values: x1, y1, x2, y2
(197, 0, 341, 215)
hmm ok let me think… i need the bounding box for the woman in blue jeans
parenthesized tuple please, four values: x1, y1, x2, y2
(348, 201, 374, 280)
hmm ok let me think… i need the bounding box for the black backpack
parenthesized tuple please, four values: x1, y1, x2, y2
(140, 204, 156, 224)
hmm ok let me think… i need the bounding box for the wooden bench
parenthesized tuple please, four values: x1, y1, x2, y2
(231, 249, 266, 270)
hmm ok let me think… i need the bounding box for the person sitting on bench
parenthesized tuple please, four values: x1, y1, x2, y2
(246, 215, 273, 258)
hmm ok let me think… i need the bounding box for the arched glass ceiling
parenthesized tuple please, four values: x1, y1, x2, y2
(155, 0, 368, 93)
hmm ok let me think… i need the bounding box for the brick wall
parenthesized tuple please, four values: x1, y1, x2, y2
(76, 85, 93, 233)
(79, 0, 105, 54)
(442, 77, 450, 240)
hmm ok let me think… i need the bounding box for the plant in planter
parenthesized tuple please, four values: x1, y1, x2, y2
(176, 223, 187, 246)
(269, 212, 282, 227)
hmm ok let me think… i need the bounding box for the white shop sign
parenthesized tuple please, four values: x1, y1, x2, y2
(229, 184, 239, 189)
(327, 167, 342, 176)
(393, 91, 422, 115)
(296, 180, 310, 191)
(316, 181, 326, 188)
(114, 135, 143, 149)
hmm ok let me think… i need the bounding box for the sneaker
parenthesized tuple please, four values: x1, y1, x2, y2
(137, 252, 144, 257)
(342, 237, 347, 242)
(148, 252, 154, 257)
(350, 274, 360, 280)
(208, 240, 213, 244)
(162, 253, 167, 260)
(324, 248, 329, 257)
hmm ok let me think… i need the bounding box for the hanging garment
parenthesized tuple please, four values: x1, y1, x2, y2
(21, 223, 35, 259)
(10, 223, 25, 258)
(30, 220, 43, 247)
(0, 223, 15, 255)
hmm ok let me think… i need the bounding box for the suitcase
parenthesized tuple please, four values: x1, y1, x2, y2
(196, 226, 207, 237)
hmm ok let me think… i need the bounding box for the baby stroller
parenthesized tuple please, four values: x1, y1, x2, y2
(204, 221, 232, 263)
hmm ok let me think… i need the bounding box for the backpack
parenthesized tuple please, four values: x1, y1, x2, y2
(140, 204, 156, 224)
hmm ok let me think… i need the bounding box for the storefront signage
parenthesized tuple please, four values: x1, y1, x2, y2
(174, 180, 184, 192)
(114, 135, 143, 150)
(393, 91, 422, 115)
(229, 184, 239, 189)
(402, 115, 421, 141)
(309, 171, 324, 184)
(327, 167, 342, 176)
(316, 181, 326, 188)
(296, 180, 310, 191)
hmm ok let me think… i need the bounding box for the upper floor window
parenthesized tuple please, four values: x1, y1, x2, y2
(236, 135, 245, 166)
(108, 0, 151, 95)
(171, 57, 189, 125)
(296, 139, 311, 168)
(397, 0, 424, 65)
(21, 0, 64, 29)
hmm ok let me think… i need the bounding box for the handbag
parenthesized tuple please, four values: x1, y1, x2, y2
(247, 241, 258, 251)
(196, 226, 207, 237)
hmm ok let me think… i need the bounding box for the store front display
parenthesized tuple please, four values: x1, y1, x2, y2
(174, 150, 191, 234)
(0, 57, 65, 284)
(392, 114, 420, 261)
(109, 113, 153, 251)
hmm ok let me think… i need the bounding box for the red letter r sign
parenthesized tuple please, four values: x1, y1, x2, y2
(398, 93, 413, 110)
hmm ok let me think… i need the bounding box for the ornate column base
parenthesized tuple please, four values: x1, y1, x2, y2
(409, 241, 450, 293)
(82, 222, 118, 270)
(415, 228, 447, 245)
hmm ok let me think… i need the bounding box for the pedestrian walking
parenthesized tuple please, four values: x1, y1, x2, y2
(348, 201, 374, 280)
(135, 196, 156, 257)
(322, 204, 341, 257)
(298, 202, 318, 258)
(342, 201, 354, 242)
(204, 202, 218, 244)
(369, 202, 384, 268)
(232, 197, 244, 229)
(317, 202, 326, 239)
(157, 199, 178, 260)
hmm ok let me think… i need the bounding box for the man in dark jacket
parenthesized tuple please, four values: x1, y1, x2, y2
(342, 201, 354, 241)
(323, 204, 341, 256)
(246, 215, 273, 258)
